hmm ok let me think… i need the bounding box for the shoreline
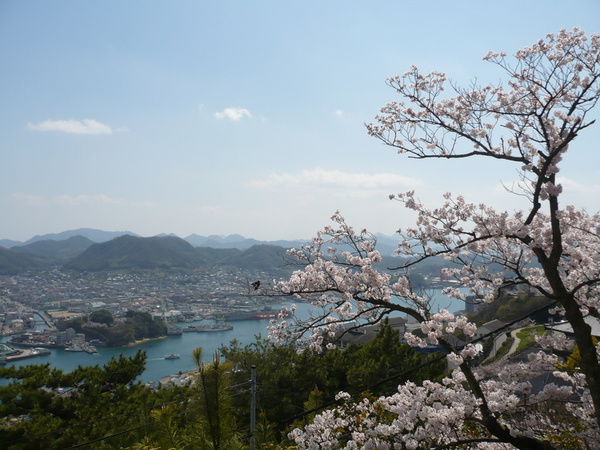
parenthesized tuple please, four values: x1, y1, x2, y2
(123, 336, 167, 347)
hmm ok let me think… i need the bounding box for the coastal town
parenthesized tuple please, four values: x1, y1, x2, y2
(0, 268, 281, 363)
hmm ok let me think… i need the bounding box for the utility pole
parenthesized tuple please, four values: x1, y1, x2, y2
(250, 365, 257, 450)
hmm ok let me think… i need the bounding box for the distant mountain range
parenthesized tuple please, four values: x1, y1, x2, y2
(0, 228, 404, 275)
(10, 235, 95, 262)
(0, 228, 308, 251)
(0, 235, 294, 275)
(1, 228, 401, 253)
(0, 228, 140, 248)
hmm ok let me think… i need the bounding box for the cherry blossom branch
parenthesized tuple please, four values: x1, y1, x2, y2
(271, 28, 600, 448)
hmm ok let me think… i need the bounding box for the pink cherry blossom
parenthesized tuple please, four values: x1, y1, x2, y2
(268, 28, 600, 449)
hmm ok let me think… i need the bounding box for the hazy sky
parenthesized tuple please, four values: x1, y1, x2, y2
(1, 1, 600, 242)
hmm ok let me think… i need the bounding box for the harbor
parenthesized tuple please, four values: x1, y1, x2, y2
(0, 290, 464, 384)
(0, 344, 51, 364)
(181, 321, 233, 332)
(0, 312, 286, 384)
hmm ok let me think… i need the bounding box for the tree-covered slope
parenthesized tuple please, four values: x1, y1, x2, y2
(60, 235, 291, 273)
(11, 235, 94, 262)
(63, 235, 201, 271)
(0, 247, 54, 274)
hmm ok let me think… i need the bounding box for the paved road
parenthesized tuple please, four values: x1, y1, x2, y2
(484, 328, 522, 362)
(507, 328, 522, 356)
(36, 310, 55, 328)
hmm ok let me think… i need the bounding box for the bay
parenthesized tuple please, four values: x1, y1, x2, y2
(1, 289, 466, 384)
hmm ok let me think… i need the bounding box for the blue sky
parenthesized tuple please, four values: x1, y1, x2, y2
(1, 1, 599, 242)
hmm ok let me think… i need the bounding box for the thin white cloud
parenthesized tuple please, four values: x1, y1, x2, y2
(214, 107, 253, 121)
(27, 119, 113, 135)
(495, 177, 600, 197)
(54, 194, 154, 207)
(249, 168, 422, 190)
(558, 177, 600, 195)
(334, 109, 345, 118)
(9, 193, 45, 206)
(11, 193, 154, 208)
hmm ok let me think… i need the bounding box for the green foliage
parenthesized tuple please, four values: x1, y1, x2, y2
(191, 349, 242, 449)
(469, 293, 552, 325)
(0, 247, 53, 275)
(0, 325, 446, 448)
(557, 337, 600, 374)
(12, 236, 94, 262)
(59, 316, 85, 333)
(342, 319, 444, 393)
(125, 310, 167, 340)
(59, 310, 167, 346)
(89, 308, 114, 325)
(0, 351, 156, 449)
(147, 404, 188, 450)
(63, 235, 201, 272)
(220, 321, 447, 437)
(60, 235, 294, 276)
(515, 325, 547, 353)
(130, 348, 246, 450)
(302, 387, 324, 424)
(486, 336, 514, 363)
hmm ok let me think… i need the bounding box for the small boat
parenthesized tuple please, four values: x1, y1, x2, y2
(31, 348, 51, 356)
(65, 345, 83, 352)
(166, 324, 183, 335)
(84, 345, 98, 354)
(165, 353, 180, 359)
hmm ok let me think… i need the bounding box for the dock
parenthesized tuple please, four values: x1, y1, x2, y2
(1, 347, 51, 364)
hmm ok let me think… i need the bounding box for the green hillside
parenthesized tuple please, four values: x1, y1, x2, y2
(63, 235, 201, 271)
(12, 235, 94, 261)
(0, 247, 54, 274)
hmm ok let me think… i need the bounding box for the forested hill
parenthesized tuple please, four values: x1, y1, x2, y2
(0, 246, 52, 274)
(10, 235, 94, 262)
(62, 235, 292, 273)
(0, 233, 446, 277)
(63, 235, 199, 271)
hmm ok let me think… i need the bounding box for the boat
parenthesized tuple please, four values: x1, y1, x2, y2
(166, 324, 183, 335)
(220, 310, 257, 321)
(89, 339, 107, 347)
(165, 353, 180, 359)
(182, 322, 233, 332)
(65, 345, 83, 352)
(222, 306, 284, 321)
(65, 344, 97, 353)
(252, 311, 279, 320)
(31, 347, 51, 356)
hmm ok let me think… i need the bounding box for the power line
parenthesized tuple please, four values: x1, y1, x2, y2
(2, 367, 252, 447)
(2, 300, 561, 448)
(1, 388, 201, 447)
(62, 402, 211, 450)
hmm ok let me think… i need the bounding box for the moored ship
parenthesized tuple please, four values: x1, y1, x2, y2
(220, 306, 281, 321)
(182, 321, 233, 332)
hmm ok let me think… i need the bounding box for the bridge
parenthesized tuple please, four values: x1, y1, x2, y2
(36, 310, 55, 328)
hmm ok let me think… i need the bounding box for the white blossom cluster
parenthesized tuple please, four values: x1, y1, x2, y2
(268, 29, 600, 448)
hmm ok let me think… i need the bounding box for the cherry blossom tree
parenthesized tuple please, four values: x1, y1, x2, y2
(268, 28, 600, 449)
